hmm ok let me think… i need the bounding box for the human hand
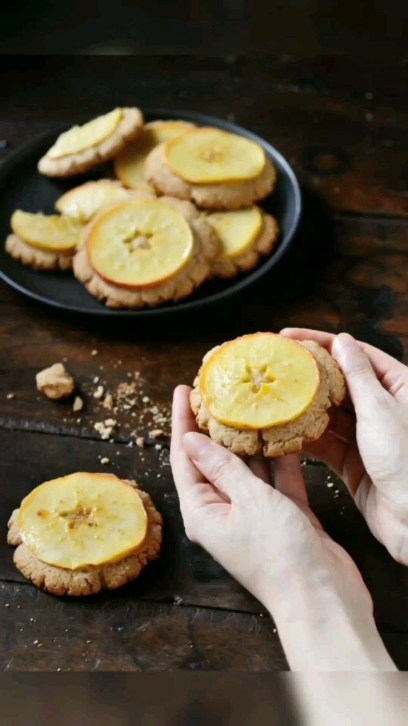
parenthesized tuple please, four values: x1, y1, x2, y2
(281, 329, 408, 566)
(170, 385, 395, 670)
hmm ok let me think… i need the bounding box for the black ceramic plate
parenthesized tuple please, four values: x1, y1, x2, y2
(0, 110, 301, 318)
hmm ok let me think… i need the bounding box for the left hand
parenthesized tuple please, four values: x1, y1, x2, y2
(170, 385, 396, 670)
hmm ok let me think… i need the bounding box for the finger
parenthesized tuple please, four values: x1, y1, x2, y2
(281, 327, 408, 395)
(183, 432, 261, 502)
(170, 386, 202, 493)
(274, 454, 308, 506)
(280, 327, 335, 349)
(327, 406, 356, 443)
(332, 333, 390, 418)
(303, 431, 365, 496)
(274, 455, 323, 529)
(248, 453, 271, 483)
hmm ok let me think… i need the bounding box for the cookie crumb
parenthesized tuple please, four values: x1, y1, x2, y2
(91, 349, 98, 356)
(73, 396, 84, 412)
(155, 444, 162, 451)
(6, 393, 15, 400)
(173, 595, 184, 606)
(93, 376, 99, 384)
(136, 437, 145, 448)
(94, 419, 117, 440)
(149, 429, 164, 438)
(93, 385, 104, 400)
(102, 393, 114, 409)
(36, 363, 75, 400)
(100, 457, 110, 465)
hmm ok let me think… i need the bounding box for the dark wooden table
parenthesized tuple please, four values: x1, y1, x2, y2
(0, 55, 407, 671)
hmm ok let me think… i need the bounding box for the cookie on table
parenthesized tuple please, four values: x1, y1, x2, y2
(114, 119, 196, 191)
(55, 179, 132, 223)
(73, 194, 220, 308)
(206, 206, 280, 278)
(38, 107, 144, 178)
(7, 472, 162, 597)
(6, 210, 83, 271)
(190, 333, 346, 457)
(145, 127, 276, 210)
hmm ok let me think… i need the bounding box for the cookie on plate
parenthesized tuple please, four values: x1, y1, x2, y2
(7, 472, 162, 596)
(6, 210, 83, 271)
(190, 333, 346, 457)
(114, 119, 196, 191)
(38, 107, 144, 178)
(55, 179, 132, 223)
(206, 206, 280, 278)
(73, 194, 220, 308)
(145, 127, 276, 210)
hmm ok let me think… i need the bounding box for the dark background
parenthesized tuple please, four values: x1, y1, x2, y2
(1, 0, 406, 59)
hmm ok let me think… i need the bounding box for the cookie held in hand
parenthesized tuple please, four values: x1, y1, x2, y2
(7, 472, 162, 596)
(190, 333, 346, 457)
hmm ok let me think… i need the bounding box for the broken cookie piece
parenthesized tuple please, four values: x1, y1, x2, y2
(36, 363, 75, 400)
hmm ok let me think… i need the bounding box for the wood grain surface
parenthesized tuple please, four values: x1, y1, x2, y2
(0, 54, 407, 671)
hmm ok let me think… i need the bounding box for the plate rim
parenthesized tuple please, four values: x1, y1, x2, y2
(0, 108, 302, 318)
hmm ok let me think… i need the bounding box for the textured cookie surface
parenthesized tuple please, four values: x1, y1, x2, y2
(191, 338, 346, 457)
(73, 194, 219, 308)
(6, 234, 74, 271)
(7, 480, 162, 596)
(38, 108, 144, 178)
(209, 212, 280, 278)
(145, 143, 276, 210)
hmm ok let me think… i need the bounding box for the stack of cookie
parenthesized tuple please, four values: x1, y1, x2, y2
(6, 107, 280, 308)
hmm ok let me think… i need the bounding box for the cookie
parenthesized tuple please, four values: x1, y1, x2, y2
(73, 194, 219, 308)
(5, 210, 83, 271)
(5, 234, 74, 271)
(114, 119, 196, 191)
(144, 130, 276, 210)
(191, 333, 346, 457)
(36, 363, 75, 400)
(7, 473, 162, 597)
(38, 107, 144, 178)
(55, 179, 131, 223)
(207, 207, 280, 278)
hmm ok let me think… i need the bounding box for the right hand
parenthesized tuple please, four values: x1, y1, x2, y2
(281, 328, 408, 565)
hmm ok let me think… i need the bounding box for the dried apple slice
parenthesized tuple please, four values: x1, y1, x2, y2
(201, 333, 320, 429)
(11, 210, 82, 253)
(206, 207, 263, 258)
(18, 472, 148, 570)
(114, 120, 195, 189)
(87, 198, 194, 289)
(55, 180, 131, 222)
(46, 108, 123, 159)
(165, 128, 266, 183)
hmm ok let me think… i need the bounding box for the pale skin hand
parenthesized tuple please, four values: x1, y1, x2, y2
(281, 329, 408, 565)
(170, 385, 396, 670)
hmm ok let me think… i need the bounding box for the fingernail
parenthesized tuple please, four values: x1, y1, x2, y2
(183, 432, 210, 458)
(279, 328, 292, 335)
(333, 332, 356, 355)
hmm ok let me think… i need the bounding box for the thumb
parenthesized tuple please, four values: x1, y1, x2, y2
(183, 432, 260, 501)
(332, 333, 388, 415)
